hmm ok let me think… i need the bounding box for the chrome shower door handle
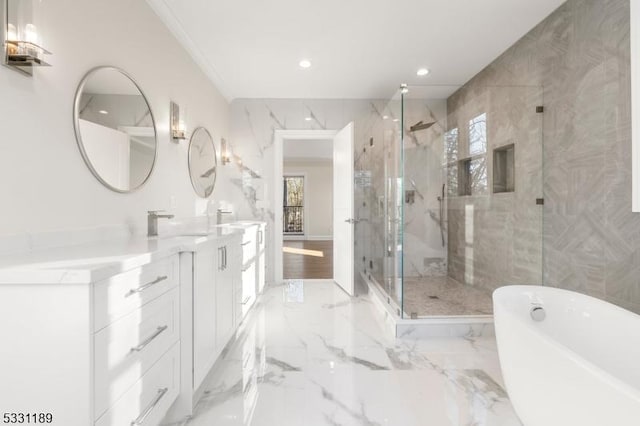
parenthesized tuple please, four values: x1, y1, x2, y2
(345, 218, 368, 224)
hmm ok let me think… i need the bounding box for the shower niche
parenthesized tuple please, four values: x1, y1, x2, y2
(493, 144, 515, 193)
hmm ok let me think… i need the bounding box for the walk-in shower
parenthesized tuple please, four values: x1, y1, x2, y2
(355, 84, 544, 321)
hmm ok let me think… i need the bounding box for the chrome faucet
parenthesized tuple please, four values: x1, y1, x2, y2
(216, 208, 233, 225)
(147, 210, 174, 237)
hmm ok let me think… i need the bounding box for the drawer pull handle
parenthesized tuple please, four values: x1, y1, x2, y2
(241, 241, 252, 246)
(241, 296, 251, 305)
(125, 275, 168, 298)
(130, 326, 168, 353)
(131, 387, 168, 425)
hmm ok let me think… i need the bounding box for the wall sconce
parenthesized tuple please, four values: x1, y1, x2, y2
(220, 138, 231, 165)
(1, 0, 52, 76)
(170, 101, 187, 142)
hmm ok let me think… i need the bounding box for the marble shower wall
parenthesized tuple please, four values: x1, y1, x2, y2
(402, 99, 449, 278)
(446, 0, 638, 312)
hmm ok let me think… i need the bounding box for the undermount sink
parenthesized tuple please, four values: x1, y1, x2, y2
(156, 221, 246, 240)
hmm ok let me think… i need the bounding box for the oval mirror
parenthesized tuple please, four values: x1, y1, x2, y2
(73, 67, 157, 192)
(188, 127, 217, 198)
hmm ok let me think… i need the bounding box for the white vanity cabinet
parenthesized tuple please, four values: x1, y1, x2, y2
(223, 221, 267, 322)
(168, 231, 243, 423)
(192, 242, 219, 390)
(0, 253, 181, 426)
(239, 224, 258, 319)
(217, 238, 241, 349)
(191, 235, 242, 391)
(0, 226, 250, 426)
(257, 222, 266, 294)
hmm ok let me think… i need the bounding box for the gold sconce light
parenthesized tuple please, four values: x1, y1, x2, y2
(2, 0, 52, 76)
(220, 138, 231, 165)
(170, 101, 187, 142)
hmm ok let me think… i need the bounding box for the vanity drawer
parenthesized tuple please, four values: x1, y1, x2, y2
(240, 263, 256, 318)
(241, 239, 256, 264)
(95, 343, 180, 426)
(94, 255, 179, 331)
(94, 287, 179, 418)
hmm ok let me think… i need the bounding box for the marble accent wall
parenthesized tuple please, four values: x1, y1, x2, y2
(447, 0, 637, 312)
(446, 86, 544, 293)
(229, 99, 389, 285)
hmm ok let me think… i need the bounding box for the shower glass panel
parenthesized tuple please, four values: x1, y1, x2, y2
(400, 84, 544, 319)
(355, 94, 404, 315)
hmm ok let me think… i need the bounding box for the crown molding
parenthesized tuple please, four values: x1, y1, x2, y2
(146, 0, 234, 102)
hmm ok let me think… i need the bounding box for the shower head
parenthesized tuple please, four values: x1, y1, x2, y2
(409, 120, 436, 132)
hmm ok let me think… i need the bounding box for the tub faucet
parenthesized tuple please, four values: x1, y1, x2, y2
(147, 210, 174, 237)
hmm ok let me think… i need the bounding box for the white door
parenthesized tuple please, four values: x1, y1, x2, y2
(333, 122, 355, 295)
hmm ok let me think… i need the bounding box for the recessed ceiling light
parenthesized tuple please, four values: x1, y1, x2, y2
(416, 68, 430, 77)
(299, 59, 312, 69)
(98, 110, 109, 115)
(393, 118, 399, 122)
(383, 115, 389, 120)
(304, 117, 312, 121)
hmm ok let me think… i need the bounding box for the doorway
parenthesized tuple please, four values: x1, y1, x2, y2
(273, 125, 355, 295)
(283, 165, 332, 279)
(282, 139, 332, 279)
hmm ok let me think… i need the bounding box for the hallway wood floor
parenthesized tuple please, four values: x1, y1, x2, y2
(283, 240, 333, 279)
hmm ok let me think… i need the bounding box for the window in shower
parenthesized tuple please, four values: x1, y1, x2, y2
(469, 157, 488, 194)
(445, 128, 459, 196)
(458, 113, 488, 196)
(283, 176, 304, 234)
(469, 113, 487, 155)
(468, 113, 488, 194)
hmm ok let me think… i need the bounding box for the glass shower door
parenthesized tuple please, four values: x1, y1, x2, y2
(356, 93, 404, 315)
(400, 84, 544, 318)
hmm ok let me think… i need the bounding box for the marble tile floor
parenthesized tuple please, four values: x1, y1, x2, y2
(170, 280, 520, 426)
(402, 276, 494, 318)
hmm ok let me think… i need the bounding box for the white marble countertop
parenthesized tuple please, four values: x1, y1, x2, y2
(0, 226, 243, 285)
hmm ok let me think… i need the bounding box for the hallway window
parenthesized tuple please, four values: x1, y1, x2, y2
(284, 176, 304, 234)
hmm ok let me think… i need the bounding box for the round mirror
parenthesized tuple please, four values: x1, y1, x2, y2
(73, 67, 157, 193)
(188, 127, 217, 198)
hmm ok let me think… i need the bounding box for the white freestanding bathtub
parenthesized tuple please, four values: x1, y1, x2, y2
(493, 285, 640, 426)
